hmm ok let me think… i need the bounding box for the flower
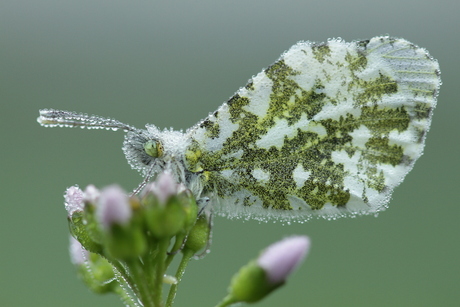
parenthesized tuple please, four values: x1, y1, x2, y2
(64, 185, 84, 216)
(224, 236, 311, 305)
(96, 185, 132, 231)
(257, 235, 310, 285)
(83, 184, 100, 204)
(142, 171, 193, 238)
(142, 171, 185, 204)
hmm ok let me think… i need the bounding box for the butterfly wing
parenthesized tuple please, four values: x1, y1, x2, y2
(185, 37, 440, 222)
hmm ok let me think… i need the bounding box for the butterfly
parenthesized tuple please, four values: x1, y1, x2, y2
(38, 36, 441, 222)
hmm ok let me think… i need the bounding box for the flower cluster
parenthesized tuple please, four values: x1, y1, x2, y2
(65, 172, 209, 306)
(64, 172, 311, 307)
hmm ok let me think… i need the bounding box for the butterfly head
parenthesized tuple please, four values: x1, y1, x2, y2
(122, 124, 190, 181)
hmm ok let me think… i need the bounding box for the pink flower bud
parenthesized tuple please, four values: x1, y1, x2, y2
(143, 171, 179, 204)
(96, 185, 131, 231)
(64, 185, 84, 216)
(83, 184, 100, 204)
(257, 236, 310, 284)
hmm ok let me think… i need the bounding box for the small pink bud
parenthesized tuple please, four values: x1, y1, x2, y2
(96, 185, 131, 231)
(257, 236, 310, 284)
(64, 185, 84, 216)
(143, 171, 179, 204)
(83, 184, 100, 204)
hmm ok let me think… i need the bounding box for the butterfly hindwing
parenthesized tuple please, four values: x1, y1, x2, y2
(185, 36, 440, 221)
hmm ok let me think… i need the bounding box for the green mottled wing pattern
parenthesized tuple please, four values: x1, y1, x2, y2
(185, 37, 440, 221)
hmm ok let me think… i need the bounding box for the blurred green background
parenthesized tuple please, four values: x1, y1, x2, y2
(1, 0, 458, 306)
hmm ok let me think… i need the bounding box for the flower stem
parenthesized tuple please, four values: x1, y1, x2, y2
(214, 294, 238, 307)
(129, 259, 155, 307)
(113, 280, 140, 307)
(165, 234, 185, 269)
(153, 239, 170, 306)
(165, 248, 194, 307)
(109, 259, 140, 302)
(143, 247, 156, 297)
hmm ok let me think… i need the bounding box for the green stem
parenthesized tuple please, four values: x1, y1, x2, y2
(129, 259, 155, 307)
(153, 239, 170, 307)
(143, 246, 157, 298)
(165, 248, 194, 307)
(214, 294, 238, 307)
(108, 259, 141, 303)
(165, 234, 186, 269)
(113, 282, 139, 307)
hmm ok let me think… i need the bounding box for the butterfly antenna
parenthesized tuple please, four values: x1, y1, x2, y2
(37, 109, 138, 132)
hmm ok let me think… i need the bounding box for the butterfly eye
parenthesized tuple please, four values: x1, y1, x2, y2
(144, 140, 163, 158)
